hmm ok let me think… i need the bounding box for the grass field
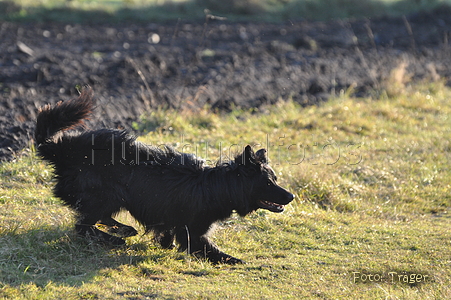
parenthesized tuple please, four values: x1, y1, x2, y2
(1, 80, 450, 299)
(2, 0, 451, 22)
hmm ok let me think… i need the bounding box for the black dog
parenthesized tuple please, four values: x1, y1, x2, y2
(35, 88, 294, 264)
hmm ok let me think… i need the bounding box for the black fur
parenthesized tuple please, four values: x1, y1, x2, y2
(35, 88, 294, 264)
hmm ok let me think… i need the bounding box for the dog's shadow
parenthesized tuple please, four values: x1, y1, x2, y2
(0, 227, 147, 287)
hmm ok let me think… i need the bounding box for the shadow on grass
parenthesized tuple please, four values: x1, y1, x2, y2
(0, 227, 146, 287)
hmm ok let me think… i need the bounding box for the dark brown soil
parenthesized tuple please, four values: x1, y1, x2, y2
(1, 8, 451, 161)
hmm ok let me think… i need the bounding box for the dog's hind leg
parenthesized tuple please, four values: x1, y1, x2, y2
(75, 212, 126, 246)
(75, 215, 126, 246)
(97, 217, 138, 238)
(70, 189, 128, 246)
(76, 223, 125, 246)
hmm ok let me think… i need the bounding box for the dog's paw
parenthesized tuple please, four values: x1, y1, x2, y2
(107, 225, 138, 238)
(221, 257, 244, 265)
(206, 253, 245, 265)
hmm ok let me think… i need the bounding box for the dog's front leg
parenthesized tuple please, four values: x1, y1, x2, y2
(176, 228, 244, 264)
(194, 236, 244, 265)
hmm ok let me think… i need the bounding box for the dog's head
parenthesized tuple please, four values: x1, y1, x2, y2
(235, 145, 295, 215)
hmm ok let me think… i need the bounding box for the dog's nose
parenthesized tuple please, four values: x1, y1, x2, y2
(288, 193, 295, 202)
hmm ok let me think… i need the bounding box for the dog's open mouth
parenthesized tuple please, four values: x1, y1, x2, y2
(258, 200, 285, 213)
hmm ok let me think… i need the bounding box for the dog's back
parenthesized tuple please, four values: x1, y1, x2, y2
(35, 88, 203, 171)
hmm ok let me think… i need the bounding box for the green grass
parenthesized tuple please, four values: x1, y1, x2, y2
(1, 81, 451, 298)
(2, 0, 451, 23)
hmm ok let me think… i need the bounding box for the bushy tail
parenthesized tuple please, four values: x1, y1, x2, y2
(35, 88, 94, 145)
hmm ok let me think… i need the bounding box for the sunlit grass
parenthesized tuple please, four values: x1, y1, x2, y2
(3, 0, 451, 22)
(1, 81, 451, 298)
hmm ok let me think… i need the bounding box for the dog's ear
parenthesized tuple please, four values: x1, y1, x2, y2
(255, 149, 268, 164)
(235, 145, 257, 166)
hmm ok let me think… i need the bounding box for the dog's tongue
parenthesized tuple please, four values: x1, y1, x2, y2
(259, 200, 285, 213)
